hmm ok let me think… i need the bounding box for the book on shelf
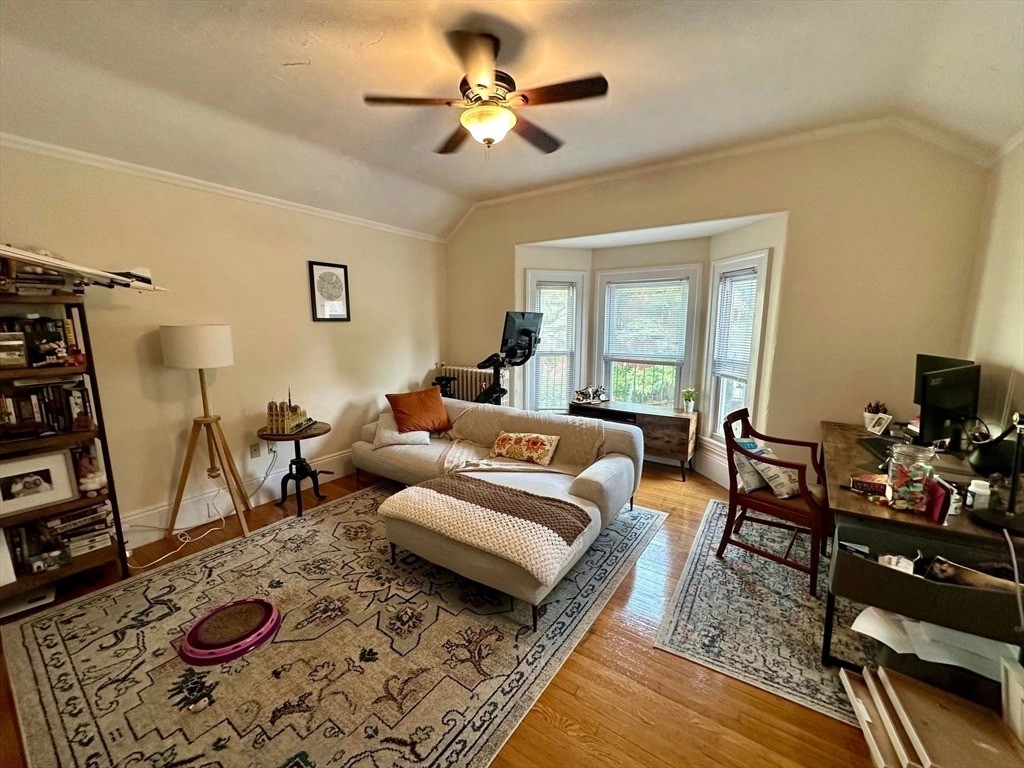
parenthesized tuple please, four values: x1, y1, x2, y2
(45, 501, 112, 533)
(69, 537, 111, 558)
(0, 314, 85, 369)
(0, 376, 96, 438)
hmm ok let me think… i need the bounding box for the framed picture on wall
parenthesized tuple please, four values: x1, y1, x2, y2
(308, 261, 351, 322)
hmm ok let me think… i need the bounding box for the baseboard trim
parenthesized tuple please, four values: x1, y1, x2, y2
(693, 437, 729, 488)
(121, 449, 354, 549)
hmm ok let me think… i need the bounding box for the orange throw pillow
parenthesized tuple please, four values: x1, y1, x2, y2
(386, 387, 453, 434)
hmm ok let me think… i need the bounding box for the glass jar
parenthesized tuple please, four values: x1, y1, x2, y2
(886, 444, 935, 513)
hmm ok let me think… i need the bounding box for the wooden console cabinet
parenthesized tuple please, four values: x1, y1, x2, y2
(568, 400, 698, 480)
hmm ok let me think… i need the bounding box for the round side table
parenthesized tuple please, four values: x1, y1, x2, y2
(256, 421, 332, 516)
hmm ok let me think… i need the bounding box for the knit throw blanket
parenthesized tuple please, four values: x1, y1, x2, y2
(378, 474, 593, 586)
(441, 402, 605, 476)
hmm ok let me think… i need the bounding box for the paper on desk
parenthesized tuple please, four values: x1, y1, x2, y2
(919, 621, 1018, 662)
(852, 607, 915, 654)
(901, 620, 1006, 680)
(851, 608, 1016, 681)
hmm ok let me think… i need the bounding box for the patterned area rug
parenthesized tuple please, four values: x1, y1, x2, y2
(655, 500, 873, 724)
(4, 483, 665, 767)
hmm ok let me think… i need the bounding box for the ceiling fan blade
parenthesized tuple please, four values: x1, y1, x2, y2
(446, 30, 499, 91)
(512, 115, 563, 154)
(364, 95, 462, 106)
(517, 75, 608, 106)
(435, 126, 469, 154)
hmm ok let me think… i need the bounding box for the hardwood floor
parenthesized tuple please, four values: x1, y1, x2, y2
(0, 464, 870, 767)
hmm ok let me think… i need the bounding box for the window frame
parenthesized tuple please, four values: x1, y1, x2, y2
(702, 250, 770, 441)
(594, 264, 702, 409)
(525, 269, 588, 412)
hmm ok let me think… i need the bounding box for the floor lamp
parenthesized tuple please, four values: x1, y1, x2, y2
(160, 324, 252, 538)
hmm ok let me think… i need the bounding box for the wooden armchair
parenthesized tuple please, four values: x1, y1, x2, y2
(718, 409, 831, 596)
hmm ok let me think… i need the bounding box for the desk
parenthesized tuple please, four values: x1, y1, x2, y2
(568, 401, 697, 480)
(821, 421, 1023, 670)
(257, 421, 332, 517)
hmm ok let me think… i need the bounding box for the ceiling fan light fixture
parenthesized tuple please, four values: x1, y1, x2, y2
(459, 102, 517, 146)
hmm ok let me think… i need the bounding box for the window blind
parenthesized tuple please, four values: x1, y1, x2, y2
(531, 281, 576, 410)
(712, 267, 758, 380)
(604, 278, 689, 362)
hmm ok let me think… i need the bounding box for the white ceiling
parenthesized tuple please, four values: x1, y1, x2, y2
(1, 1, 1021, 239)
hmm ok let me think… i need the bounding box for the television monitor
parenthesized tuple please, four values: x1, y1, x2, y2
(913, 354, 973, 404)
(500, 311, 542, 357)
(916, 363, 981, 448)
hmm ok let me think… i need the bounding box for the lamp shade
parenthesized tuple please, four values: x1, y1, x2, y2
(160, 324, 233, 369)
(459, 102, 517, 146)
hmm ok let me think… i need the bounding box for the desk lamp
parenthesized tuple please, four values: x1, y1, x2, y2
(160, 324, 252, 538)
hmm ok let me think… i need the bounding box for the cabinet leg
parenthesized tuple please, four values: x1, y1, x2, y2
(821, 590, 836, 667)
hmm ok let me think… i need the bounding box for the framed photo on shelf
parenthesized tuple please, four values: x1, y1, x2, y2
(0, 450, 77, 516)
(308, 261, 351, 322)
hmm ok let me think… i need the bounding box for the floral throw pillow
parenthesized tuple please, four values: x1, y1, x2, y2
(489, 432, 561, 466)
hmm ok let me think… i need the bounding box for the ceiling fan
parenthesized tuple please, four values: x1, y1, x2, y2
(363, 31, 608, 154)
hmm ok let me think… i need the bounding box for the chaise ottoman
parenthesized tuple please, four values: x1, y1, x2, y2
(378, 473, 602, 630)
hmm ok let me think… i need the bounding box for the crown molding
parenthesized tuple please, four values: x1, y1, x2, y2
(0, 133, 445, 244)
(447, 116, 993, 240)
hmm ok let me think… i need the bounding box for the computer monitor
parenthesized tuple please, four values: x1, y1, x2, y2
(913, 354, 973, 404)
(916, 363, 981, 448)
(500, 311, 542, 358)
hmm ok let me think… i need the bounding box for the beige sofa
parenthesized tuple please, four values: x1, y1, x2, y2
(351, 398, 644, 612)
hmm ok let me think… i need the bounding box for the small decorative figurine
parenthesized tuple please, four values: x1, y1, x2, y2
(266, 389, 314, 434)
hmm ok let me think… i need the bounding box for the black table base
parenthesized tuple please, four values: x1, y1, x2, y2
(276, 440, 333, 516)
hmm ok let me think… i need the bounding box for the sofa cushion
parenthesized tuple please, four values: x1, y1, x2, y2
(386, 387, 452, 434)
(373, 411, 431, 448)
(489, 432, 561, 466)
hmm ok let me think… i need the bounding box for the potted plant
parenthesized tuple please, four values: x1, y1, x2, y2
(682, 388, 697, 413)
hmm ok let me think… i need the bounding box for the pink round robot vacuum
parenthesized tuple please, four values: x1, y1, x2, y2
(179, 597, 282, 666)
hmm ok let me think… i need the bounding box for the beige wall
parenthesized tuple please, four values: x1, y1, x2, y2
(964, 141, 1024, 426)
(447, 126, 988, 442)
(0, 147, 445, 534)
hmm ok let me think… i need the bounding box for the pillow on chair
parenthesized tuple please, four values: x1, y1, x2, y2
(386, 387, 453, 434)
(749, 452, 801, 498)
(734, 438, 769, 491)
(373, 411, 431, 448)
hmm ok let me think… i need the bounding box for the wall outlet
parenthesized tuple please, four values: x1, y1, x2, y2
(267, 442, 277, 454)
(249, 443, 261, 459)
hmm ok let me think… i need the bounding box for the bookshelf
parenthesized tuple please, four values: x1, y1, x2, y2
(0, 291, 128, 603)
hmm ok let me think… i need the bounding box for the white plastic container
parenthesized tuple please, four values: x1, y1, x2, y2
(965, 479, 991, 511)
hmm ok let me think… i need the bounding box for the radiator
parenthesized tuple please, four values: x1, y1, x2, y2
(435, 364, 508, 402)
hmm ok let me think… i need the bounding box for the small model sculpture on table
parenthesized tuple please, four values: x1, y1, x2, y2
(265, 390, 314, 434)
(259, 391, 331, 517)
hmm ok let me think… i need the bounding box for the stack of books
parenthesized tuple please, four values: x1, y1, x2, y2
(48, 501, 114, 559)
(4, 500, 113, 574)
(0, 376, 95, 438)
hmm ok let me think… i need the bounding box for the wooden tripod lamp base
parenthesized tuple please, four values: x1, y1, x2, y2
(159, 324, 250, 539)
(165, 414, 252, 538)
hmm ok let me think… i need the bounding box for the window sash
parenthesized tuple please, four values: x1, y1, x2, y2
(603, 278, 689, 364)
(711, 267, 757, 381)
(527, 276, 582, 411)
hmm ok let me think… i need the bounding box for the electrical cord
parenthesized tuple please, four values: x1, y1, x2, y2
(126, 448, 278, 570)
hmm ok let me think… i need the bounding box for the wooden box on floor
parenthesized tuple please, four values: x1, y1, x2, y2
(841, 666, 1024, 768)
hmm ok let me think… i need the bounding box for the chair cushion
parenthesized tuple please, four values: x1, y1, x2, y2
(386, 387, 453, 434)
(740, 483, 827, 515)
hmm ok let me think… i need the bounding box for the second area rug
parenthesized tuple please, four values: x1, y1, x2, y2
(655, 499, 873, 724)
